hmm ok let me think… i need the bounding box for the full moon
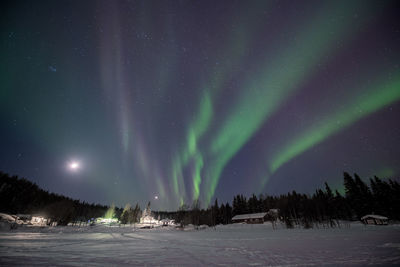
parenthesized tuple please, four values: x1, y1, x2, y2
(68, 161, 80, 171)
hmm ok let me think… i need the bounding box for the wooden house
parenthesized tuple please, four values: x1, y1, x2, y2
(232, 212, 268, 224)
(361, 214, 388, 225)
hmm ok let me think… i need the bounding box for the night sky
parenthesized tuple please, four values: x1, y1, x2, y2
(1, 0, 400, 210)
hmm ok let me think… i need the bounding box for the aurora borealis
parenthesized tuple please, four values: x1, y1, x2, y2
(1, 0, 399, 210)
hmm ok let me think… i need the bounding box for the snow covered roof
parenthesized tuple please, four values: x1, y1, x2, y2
(16, 214, 32, 219)
(232, 212, 268, 221)
(0, 213, 16, 223)
(361, 214, 388, 220)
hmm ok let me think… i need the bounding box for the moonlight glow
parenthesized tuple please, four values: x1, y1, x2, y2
(68, 161, 80, 171)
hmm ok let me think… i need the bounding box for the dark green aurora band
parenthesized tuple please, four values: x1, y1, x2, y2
(1, 0, 399, 209)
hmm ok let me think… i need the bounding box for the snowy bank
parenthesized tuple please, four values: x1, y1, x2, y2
(0, 222, 399, 266)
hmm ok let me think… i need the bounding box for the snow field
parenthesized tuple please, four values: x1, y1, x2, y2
(0, 222, 399, 266)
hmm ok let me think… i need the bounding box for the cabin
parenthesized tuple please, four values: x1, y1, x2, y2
(16, 214, 32, 223)
(140, 203, 158, 224)
(31, 215, 49, 226)
(361, 214, 388, 225)
(232, 212, 268, 224)
(140, 215, 158, 224)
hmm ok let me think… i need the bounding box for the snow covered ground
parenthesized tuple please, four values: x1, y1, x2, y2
(0, 222, 399, 266)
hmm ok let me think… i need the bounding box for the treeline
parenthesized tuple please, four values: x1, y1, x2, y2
(170, 172, 400, 228)
(0, 172, 114, 225)
(120, 203, 141, 224)
(2, 171, 399, 228)
(154, 199, 233, 227)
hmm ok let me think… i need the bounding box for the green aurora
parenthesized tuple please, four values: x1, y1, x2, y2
(201, 1, 374, 205)
(1, 0, 399, 210)
(270, 76, 400, 175)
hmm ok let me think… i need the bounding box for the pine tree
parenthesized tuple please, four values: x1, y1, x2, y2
(213, 199, 219, 225)
(225, 203, 232, 224)
(132, 203, 141, 223)
(120, 204, 131, 224)
(104, 204, 116, 219)
(354, 173, 372, 217)
(233, 195, 239, 216)
(191, 200, 200, 226)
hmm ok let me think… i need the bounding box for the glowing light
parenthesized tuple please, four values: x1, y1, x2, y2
(68, 161, 80, 171)
(154, 195, 158, 200)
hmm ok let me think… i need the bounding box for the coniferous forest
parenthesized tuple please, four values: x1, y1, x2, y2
(0, 172, 115, 225)
(1, 171, 399, 228)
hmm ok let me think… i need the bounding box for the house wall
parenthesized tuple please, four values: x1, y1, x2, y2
(232, 217, 265, 224)
(362, 218, 388, 225)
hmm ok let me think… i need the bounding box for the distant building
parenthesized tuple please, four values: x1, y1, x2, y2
(31, 215, 48, 226)
(232, 212, 268, 224)
(140, 201, 158, 224)
(160, 218, 174, 226)
(16, 214, 32, 223)
(0, 213, 17, 223)
(96, 217, 118, 225)
(361, 215, 388, 225)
